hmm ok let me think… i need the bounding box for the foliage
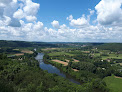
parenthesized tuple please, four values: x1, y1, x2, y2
(96, 43, 122, 51)
(0, 53, 94, 92)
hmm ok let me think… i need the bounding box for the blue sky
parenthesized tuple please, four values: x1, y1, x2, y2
(34, 0, 100, 27)
(0, 0, 122, 42)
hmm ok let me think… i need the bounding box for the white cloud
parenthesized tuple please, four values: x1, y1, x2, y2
(4, 1, 19, 18)
(13, 0, 39, 22)
(67, 9, 95, 28)
(23, 0, 40, 16)
(0, 16, 11, 26)
(60, 24, 68, 29)
(0, 0, 122, 42)
(89, 9, 95, 15)
(67, 15, 73, 21)
(33, 21, 43, 30)
(0, 0, 12, 6)
(51, 20, 60, 29)
(25, 16, 37, 22)
(95, 0, 122, 26)
(67, 15, 89, 28)
(13, 9, 24, 19)
(0, 0, 22, 27)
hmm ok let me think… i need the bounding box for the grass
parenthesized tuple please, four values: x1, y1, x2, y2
(94, 53, 101, 56)
(104, 75, 122, 92)
(81, 51, 90, 53)
(101, 54, 122, 60)
(118, 63, 122, 66)
(94, 52, 122, 60)
(42, 48, 60, 51)
(48, 52, 74, 56)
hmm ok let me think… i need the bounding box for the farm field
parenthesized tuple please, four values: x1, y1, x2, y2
(42, 48, 60, 51)
(52, 60, 68, 66)
(93, 53, 122, 59)
(104, 75, 122, 92)
(102, 54, 122, 59)
(88, 49, 122, 60)
(21, 50, 33, 54)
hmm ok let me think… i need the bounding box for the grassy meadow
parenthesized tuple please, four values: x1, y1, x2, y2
(104, 75, 122, 92)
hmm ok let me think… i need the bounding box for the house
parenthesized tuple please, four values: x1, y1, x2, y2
(106, 59, 112, 62)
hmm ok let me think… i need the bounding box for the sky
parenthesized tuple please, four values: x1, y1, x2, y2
(0, 0, 122, 42)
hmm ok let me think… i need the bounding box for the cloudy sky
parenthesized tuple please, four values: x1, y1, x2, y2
(0, 0, 122, 42)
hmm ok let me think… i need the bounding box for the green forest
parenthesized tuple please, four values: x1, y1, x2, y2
(0, 40, 122, 92)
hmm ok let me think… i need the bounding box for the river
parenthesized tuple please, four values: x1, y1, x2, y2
(35, 53, 81, 85)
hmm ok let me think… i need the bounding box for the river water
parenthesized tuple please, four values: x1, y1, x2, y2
(35, 53, 80, 85)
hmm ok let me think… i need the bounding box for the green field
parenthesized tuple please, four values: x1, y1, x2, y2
(104, 75, 122, 92)
(48, 52, 74, 56)
(94, 52, 122, 60)
(102, 54, 122, 59)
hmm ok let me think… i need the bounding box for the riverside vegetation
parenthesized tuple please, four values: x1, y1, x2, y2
(0, 40, 122, 92)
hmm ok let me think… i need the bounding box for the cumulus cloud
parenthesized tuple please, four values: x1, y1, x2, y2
(23, 0, 40, 16)
(0, 0, 12, 6)
(13, 0, 39, 22)
(13, 9, 24, 19)
(33, 21, 43, 30)
(67, 9, 95, 28)
(25, 16, 37, 22)
(0, 0, 11, 17)
(0, 0, 122, 42)
(95, 0, 122, 26)
(66, 15, 73, 21)
(67, 15, 89, 28)
(0, 0, 21, 27)
(51, 20, 60, 29)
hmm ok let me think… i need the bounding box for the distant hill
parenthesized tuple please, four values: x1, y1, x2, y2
(0, 40, 57, 48)
(96, 43, 122, 51)
(0, 40, 122, 51)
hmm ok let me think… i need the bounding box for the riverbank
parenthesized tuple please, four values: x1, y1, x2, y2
(35, 53, 81, 85)
(43, 53, 110, 92)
